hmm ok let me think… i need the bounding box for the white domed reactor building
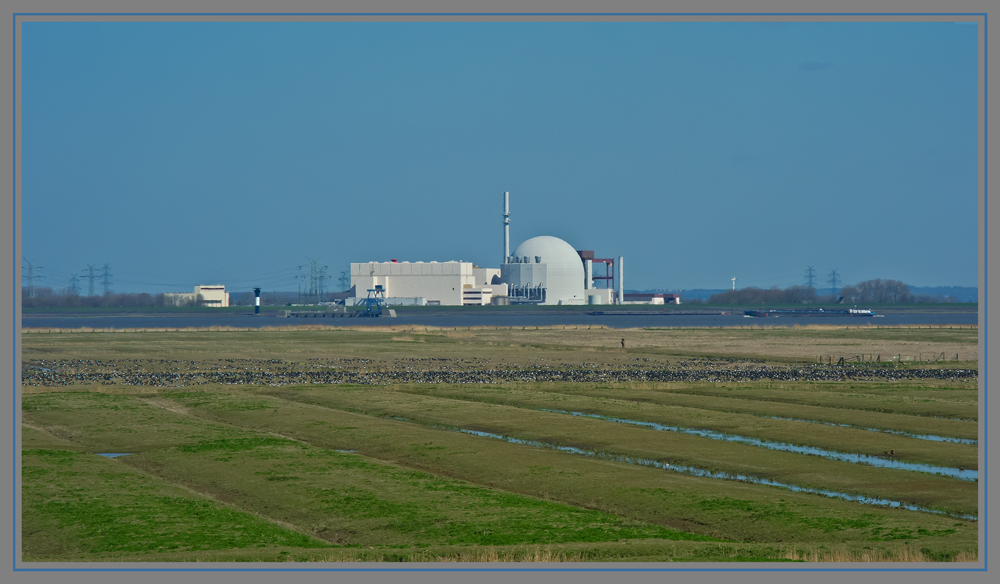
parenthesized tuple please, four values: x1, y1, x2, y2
(347, 191, 622, 306)
(501, 236, 588, 305)
(495, 191, 622, 305)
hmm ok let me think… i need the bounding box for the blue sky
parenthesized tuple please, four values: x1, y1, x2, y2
(20, 21, 979, 294)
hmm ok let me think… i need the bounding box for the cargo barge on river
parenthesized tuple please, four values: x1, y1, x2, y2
(744, 308, 877, 318)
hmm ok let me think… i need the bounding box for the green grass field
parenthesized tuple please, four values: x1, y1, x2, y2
(20, 325, 980, 562)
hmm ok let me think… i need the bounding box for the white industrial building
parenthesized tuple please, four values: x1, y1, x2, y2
(350, 261, 507, 307)
(347, 192, 626, 307)
(349, 235, 617, 307)
(164, 284, 230, 307)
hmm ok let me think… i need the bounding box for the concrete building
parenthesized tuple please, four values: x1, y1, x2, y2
(351, 261, 507, 307)
(462, 286, 504, 306)
(347, 236, 619, 307)
(164, 284, 230, 307)
(500, 236, 588, 305)
(344, 194, 627, 307)
(494, 195, 619, 305)
(472, 267, 501, 287)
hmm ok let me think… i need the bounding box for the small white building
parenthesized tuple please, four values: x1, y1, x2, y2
(623, 293, 681, 305)
(164, 284, 230, 307)
(462, 284, 508, 306)
(585, 288, 615, 305)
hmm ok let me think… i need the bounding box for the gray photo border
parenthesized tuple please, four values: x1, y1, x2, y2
(2, 2, 994, 584)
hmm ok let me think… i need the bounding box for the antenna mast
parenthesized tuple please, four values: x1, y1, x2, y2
(503, 191, 510, 263)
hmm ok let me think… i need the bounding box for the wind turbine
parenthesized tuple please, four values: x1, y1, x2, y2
(731, 277, 736, 291)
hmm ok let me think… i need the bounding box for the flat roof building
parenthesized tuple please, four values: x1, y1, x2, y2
(164, 285, 230, 307)
(351, 261, 499, 307)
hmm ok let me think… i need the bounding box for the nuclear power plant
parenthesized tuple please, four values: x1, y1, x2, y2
(348, 192, 666, 307)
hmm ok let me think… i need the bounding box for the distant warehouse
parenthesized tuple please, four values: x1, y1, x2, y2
(164, 285, 230, 307)
(350, 261, 507, 306)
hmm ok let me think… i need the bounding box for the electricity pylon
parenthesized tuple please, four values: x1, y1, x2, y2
(83, 265, 97, 296)
(805, 266, 816, 288)
(98, 263, 113, 295)
(22, 259, 43, 297)
(828, 269, 840, 295)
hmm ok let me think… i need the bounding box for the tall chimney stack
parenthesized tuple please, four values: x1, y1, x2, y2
(503, 191, 510, 263)
(617, 256, 624, 304)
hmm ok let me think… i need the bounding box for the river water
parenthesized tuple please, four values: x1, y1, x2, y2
(20, 311, 979, 330)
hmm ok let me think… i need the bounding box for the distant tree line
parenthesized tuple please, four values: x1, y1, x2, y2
(705, 279, 962, 305)
(22, 287, 312, 308)
(21, 288, 205, 308)
(839, 279, 916, 304)
(706, 285, 823, 305)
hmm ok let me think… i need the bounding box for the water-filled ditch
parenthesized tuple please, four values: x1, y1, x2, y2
(454, 428, 978, 521)
(375, 415, 976, 520)
(763, 415, 976, 445)
(537, 409, 977, 481)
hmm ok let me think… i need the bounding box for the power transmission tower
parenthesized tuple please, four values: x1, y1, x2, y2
(308, 258, 328, 302)
(828, 269, 840, 295)
(22, 258, 43, 297)
(805, 266, 816, 289)
(98, 263, 113, 295)
(339, 270, 350, 292)
(83, 265, 97, 296)
(297, 258, 328, 303)
(295, 265, 307, 303)
(315, 261, 329, 301)
(295, 258, 330, 302)
(68, 275, 81, 295)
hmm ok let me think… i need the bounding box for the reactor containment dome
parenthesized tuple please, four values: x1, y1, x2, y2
(501, 235, 586, 305)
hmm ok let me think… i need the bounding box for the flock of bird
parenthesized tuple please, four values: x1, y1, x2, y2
(21, 357, 977, 388)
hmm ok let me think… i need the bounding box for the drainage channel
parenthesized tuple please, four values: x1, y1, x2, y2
(454, 428, 978, 522)
(764, 415, 977, 445)
(538, 409, 977, 482)
(647, 391, 977, 423)
(377, 415, 977, 521)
